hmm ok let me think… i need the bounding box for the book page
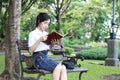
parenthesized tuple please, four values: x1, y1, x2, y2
(43, 32, 63, 45)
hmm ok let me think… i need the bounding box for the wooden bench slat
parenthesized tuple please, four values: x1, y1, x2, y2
(23, 68, 51, 74)
(67, 67, 88, 72)
(23, 67, 87, 74)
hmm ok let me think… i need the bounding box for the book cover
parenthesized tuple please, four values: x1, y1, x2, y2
(43, 31, 63, 45)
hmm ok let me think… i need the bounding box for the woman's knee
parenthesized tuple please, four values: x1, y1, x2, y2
(61, 65, 67, 71)
(54, 64, 62, 71)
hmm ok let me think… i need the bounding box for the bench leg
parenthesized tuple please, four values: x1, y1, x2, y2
(21, 71, 24, 80)
(21, 77, 24, 80)
(79, 71, 87, 80)
(37, 74, 42, 80)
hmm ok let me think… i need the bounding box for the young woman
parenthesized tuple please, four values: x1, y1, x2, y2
(28, 12, 67, 80)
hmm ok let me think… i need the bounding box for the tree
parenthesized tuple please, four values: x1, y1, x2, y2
(0, 0, 38, 50)
(39, 0, 71, 31)
(63, 0, 112, 42)
(0, 0, 21, 80)
(0, 0, 39, 79)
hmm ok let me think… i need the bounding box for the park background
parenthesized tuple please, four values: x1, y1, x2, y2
(0, 0, 120, 80)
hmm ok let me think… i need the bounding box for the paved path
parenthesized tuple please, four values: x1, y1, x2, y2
(101, 74, 120, 80)
(0, 51, 4, 54)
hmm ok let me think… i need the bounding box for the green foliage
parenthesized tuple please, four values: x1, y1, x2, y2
(21, 11, 37, 39)
(76, 47, 107, 60)
(72, 45, 90, 52)
(119, 40, 120, 57)
(49, 23, 57, 32)
(20, 8, 49, 39)
(63, 38, 91, 55)
(64, 46, 74, 55)
(1, 0, 120, 44)
(39, 0, 71, 31)
(0, 0, 9, 42)
(69, 40, 120, 60)
(89, 41, 107, 47)
(62, 37, 89, 46)
(62, 0, 112, 42)
(0, 0, 38, 42)
(7, 0, 119, 43)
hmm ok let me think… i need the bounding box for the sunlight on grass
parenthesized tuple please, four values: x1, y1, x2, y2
(0, 54, 120, 80)
(0, 54, 5, 73)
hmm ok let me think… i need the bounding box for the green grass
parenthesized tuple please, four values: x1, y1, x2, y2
(0, 54, 120, 80)
(79, 60, 120, 80)
(0, 54, 5, 73)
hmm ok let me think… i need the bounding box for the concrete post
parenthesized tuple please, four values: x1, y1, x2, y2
(105, 39, 119, 66)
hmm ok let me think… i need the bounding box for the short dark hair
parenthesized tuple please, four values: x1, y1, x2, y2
(36, 12, 50, 27)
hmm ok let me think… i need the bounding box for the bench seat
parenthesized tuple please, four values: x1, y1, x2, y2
(23, 67, 88, 80)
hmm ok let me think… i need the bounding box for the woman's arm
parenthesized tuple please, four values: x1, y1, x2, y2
(29, 35, 48, 54)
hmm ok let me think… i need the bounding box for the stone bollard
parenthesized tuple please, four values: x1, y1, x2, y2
(105, 39, 119, 66)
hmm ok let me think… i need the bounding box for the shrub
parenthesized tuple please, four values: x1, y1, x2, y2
(75, 47, 107, 60)
(62, 37, 86, 46)
(64, 46, 74, 55)
(118, 40, 120, 59)
(68, 44, 90, 52)
(90, 41, 107, 47)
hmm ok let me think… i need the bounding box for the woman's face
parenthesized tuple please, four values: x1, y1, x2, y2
(39, 19, 50, 31)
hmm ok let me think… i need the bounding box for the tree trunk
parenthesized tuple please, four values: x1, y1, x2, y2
(0, 0, 21, 80)
(56, 15, 61, 32)
(56, 0, 61, 32)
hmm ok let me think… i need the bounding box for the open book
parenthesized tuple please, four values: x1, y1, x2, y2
(43, 31, 63, 45)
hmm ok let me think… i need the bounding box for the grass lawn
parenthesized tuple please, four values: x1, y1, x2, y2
(0, 54, 120, 80)
(0, 54, 5, 74)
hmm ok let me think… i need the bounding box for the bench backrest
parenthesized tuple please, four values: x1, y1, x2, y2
(16, 39, 65, 54)
(16, 39, 34, 70)
(16, 40, 28, 50)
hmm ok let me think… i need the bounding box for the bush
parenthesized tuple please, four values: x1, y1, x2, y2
(75, 47, 107, 60)
(89, 41, 107, 47)
(68, 44, 90, 52)
(62, 37, 86, 46)
(63, 39, 120, 60)
(64, 46, 74, 55)
(118, 40, 120, 58)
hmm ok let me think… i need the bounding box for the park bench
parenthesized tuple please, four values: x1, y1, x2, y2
(16, 39, 88, 80)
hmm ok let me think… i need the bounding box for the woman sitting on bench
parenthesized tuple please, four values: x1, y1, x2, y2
(28, 12, 67, 80)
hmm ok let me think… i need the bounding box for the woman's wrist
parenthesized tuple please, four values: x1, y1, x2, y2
(39, 37, 42, 42)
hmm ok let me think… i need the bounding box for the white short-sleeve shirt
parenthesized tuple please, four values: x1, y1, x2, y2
(28, 28, 49, 52)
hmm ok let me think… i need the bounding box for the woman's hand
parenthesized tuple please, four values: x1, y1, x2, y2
(40, 35, 48, 41)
